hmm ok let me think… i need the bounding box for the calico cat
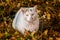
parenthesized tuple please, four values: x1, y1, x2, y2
(12, 5, 40, 34)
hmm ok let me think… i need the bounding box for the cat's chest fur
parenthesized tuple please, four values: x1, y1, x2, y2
(16, 16, 39, 34)
(22, 18, 39, 31)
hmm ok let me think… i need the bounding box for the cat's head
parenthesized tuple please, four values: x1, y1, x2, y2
(20, 5, 40, 23)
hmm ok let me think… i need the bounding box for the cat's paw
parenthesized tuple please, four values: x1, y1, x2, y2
(31, 31, 36, 35)
(24, 29, 29, 36)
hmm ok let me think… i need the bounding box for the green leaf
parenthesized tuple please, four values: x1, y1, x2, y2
(17, 37, 21, 40)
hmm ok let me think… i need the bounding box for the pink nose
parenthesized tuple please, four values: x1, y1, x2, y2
(32, 18, 33, 19)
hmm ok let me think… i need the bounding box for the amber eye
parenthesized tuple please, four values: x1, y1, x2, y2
(30, 9, 32, 11)
(26, 14, 29, 16)
(32, 14, 34, 16)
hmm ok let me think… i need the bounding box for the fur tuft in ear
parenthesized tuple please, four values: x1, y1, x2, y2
(34, 5, 41, 13)
(20, 7, 26, 13)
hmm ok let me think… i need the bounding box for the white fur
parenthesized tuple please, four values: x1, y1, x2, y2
(12, 7, 39, 34)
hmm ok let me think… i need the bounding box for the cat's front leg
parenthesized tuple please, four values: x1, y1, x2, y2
(31, 31, 36, 35)
(23, 29, 30, 36)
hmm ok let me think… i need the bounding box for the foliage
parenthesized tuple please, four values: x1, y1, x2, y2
(0, 0, 60, 40)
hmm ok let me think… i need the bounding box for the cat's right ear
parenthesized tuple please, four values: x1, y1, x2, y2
(34, 5, 41, 13)
(20, 7, 26, 14)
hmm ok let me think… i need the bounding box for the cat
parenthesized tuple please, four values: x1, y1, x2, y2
(12, 5, 40, 34)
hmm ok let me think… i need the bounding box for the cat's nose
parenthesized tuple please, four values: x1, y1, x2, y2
(32, 18, 33, 19)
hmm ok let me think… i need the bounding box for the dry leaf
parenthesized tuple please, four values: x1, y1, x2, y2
(56, 37, 60, 40)
(0, 33, 5, 38)
(49, 37, 53, 40)
(17, 3, 21, 8)
(44, 29, 48, 36)
(46, 13, 51, 20)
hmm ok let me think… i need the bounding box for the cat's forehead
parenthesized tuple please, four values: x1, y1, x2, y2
(26, 7, 34, 10)
(29, 7, 34, 9)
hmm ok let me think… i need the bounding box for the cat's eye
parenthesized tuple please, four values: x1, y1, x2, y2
(32, 14, 34, 16)
(30, 9, 32, 11)
(26, 14, 29, 16)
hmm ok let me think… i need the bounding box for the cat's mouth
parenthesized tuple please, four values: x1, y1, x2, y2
(25, 20, 33, 23)
(26, 19, 36, 23)
(24, 17, 37, 23)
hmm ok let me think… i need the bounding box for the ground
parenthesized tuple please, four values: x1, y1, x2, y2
(0, 0, 60, 40)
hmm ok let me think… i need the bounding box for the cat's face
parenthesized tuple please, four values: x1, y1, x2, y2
(20, 5, 40, 23)
(24, 8, 38, 23)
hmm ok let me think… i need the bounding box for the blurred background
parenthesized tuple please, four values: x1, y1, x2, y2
(0, 0, 60, 40)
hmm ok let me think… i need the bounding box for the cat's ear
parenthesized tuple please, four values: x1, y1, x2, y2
(34, 5, 41, 13)
(34, 5, 37, 10)
(20, 7, 26, 14)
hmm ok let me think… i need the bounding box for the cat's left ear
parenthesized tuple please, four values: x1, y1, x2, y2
(20, 7, 27, 14)
(34, 5, 41, 13)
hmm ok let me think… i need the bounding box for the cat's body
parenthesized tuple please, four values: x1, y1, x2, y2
(12, 6, 39, 34)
